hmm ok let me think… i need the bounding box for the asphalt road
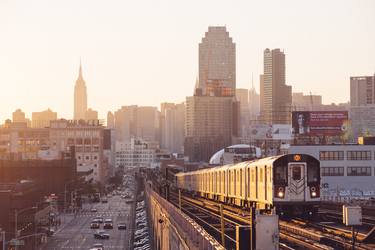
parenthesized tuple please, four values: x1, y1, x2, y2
(39, 195, 134, 250)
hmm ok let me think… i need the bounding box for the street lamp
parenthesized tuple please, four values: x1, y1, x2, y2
(64, 179, 76, 213)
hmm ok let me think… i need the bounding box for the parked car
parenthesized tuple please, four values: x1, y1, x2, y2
(94, 231, 110, 239)
(94, 217, 104, 223)
(90, 208, 98, 212)
(90, 222, 100, 229)
(134, 237, 150, 247)
(134, 244, 151, 250)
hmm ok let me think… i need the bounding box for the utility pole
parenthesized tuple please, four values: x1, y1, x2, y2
(2, 229, 5, 250)
(219, 204, 225, 247)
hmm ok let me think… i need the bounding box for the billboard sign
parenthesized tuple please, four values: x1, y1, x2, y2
(292, 111, 348, 136)
(247, 124, 292, 140)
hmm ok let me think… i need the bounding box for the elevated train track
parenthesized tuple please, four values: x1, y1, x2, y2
(169, 189, 375, 250)
(146, 152, 375, 249)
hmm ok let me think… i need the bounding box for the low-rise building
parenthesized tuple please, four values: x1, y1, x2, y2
(288, 143, 375, 200)
(115, 138, 159, 168)
(49, 119, 110, 183)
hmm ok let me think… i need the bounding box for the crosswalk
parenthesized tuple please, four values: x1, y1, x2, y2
(60, 246, 126, 249)
(70, 212, 129, 218)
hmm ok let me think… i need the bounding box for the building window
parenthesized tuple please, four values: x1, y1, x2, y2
(347, 167, 371, 176)
(319, 151, 344, 160)
(347, 151, 371, 160)
(321, 167, 344, 176)
(85, 156, 90, 160)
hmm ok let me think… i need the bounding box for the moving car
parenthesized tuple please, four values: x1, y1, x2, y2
(89, 243, 104, 250)
(94, 231, 110, 239)
(117, 222, 127, 230)
(103, 220, 113, 229)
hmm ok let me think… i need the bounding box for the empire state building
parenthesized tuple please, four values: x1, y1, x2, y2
(74, 63, 88, 120)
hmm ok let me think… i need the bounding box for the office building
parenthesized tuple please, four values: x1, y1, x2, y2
(49, 119, 110, 183)
(350, 75, 375, 139)
(31, 108, 57, 128)
(160, 102, 185, 154)
(249, 85, 260, 121)
(85, 108, 98, 120)
(113, 105, 160, 143)
(261, 48, 292, 124)
(115, 138, 159, 168)
(184, 95, 239, 162)
(236, 88, 250, 136)
(350, 75, 375, 106)
(292, 92, 323, 111)
(74, 63, 88, 120)
(198, 26, 236, 96)
(12, 109, 31, 127)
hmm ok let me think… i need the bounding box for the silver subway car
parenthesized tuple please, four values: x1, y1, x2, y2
(175, 154, 320, 216)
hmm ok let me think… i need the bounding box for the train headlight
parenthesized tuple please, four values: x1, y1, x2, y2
(277, 191, 284, 198)
(311, 191, 317, 197)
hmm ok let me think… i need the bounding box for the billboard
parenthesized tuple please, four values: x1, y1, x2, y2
(247, 124, 292, 140)
(292, 111, 348, 136)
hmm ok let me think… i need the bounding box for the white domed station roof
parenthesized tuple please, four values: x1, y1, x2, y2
(209, 144, 255, 165)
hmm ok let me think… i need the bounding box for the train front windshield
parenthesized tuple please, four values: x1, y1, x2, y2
(307, 161, 319, 184)
(274, 165, 287, 185)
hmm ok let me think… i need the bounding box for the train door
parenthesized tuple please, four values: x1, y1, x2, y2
(264, 165, 267, 202)
(288, 163, 306, 201)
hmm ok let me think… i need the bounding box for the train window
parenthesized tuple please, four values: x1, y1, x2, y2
(292, 165, 302, 180)
(307, 161, 319, 183)
(274, 165, 287, 184)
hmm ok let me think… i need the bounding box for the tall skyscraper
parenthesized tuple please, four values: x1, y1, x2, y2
(185, 26, 238, 162)
(261, 48, 292, 124)
(74, 63, 88, 120)
(198, 26, 236, 96)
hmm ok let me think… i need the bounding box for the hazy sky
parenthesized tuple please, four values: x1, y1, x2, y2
(1, 0, 374, 121)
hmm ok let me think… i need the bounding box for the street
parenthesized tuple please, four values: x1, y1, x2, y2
(39, 194, 134, 250)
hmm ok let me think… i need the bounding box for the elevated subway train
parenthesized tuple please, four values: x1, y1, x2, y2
(175, 154, 321, 216)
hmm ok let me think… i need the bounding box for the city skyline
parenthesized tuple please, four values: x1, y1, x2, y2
(1, 0, 375, 122)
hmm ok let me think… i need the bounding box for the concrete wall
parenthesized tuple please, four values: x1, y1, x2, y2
(145, 183, 224, 250)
